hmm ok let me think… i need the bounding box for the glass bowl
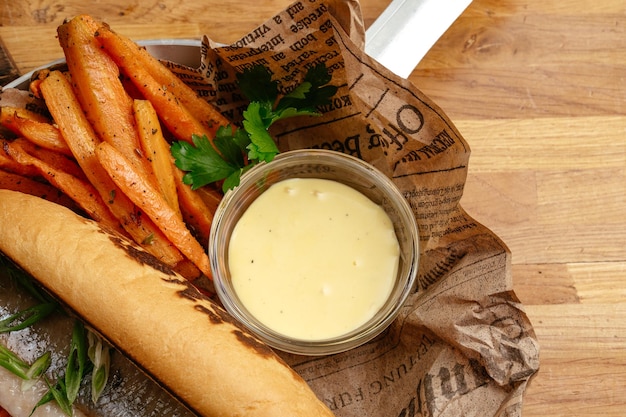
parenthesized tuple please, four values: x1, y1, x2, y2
(208, 149, 419, 355)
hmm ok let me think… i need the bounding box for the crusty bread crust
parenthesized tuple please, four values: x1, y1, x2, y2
(0, 190, 335, 417)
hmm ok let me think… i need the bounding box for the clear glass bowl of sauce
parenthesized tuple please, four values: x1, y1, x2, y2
(209, 149, 419, 355)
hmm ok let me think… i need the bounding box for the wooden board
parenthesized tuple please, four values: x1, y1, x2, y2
(1, 0, 625, 415)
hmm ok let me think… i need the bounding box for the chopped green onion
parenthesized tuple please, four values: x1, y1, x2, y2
(64, 321, 89, 403)
(0, 302, 58, 333)
(88, 329, 112, 403)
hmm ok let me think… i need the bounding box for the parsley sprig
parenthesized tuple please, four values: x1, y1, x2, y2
(171, 63, 338, 192)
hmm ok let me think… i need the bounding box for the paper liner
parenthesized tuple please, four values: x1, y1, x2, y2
(164, 1, 540, 415)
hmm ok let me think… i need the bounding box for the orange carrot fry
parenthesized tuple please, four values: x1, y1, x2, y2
(173, 259, 203, 281)
(29, 78, 44, 99)
(57, 15, 154, 181)
(0, 169, 81, 211)
(0, 106, 50, 123)
(0, 107, 72, 155)
(12, 138, 86, 181)
(96, 141, 211, 278)
(95, 25, 229, 137)
(2, 139, 123, 232)
(94, 25, 225, 143)
(172, 163, 214, 248)
(0, 145, 41, 178)
(194, 184, 223, 216)
(133, 99, 181, 219)
(39, 70, 184, 266)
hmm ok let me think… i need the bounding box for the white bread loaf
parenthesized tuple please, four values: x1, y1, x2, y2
(0, 189, 335, 417)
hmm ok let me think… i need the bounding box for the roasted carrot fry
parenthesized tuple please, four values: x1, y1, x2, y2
(2, 139, 123, 233)
(0, 145, 41, 178)
(171, 163, 213, 248)
(194, 184, 223, 216)
(0, 106, 50, 123)
(0, 108, 72, 155)
(39, 70, 184, 266)
(94, 25, 226, 143)
(96, 141, 211, 278)
(173, 259, 203, 281)
(0, 169, 81, 211)
(133, 99, 181, 219)
(12, 138, 86, 181)
(94, 24, 230, 137)
(57, 15, 154, 182)
(28, 78, 44, 99)
(175, 260, 215, 296)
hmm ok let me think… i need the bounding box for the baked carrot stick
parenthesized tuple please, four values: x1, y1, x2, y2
(11, 138, 86, 181)
(0, 169, 81, 211)
(94, 24, 230, 138)
(94, 25, 227, 143)
(171, 163, 214, 248)
(0, 106, 50, 123)
(193, 184, 223, 215)
(133, 99, 182, 219)
(96, 141, 211, 278)
(0, 145, 41, 178)
(0, 107, 72, 155)
(39, 70, 184, 267)
(57, 15, 154, 182)
(2, 139, 122, 233)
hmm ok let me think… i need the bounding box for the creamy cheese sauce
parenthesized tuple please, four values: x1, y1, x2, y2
(228, 178, 400, 340)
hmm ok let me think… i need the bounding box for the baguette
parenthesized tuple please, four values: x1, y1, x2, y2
(0, 190, 335, 417)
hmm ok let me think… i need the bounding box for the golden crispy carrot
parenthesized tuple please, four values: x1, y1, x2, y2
(96, 141, 211, 278)
(57, 15, 154, 181)
(0, 108, 72, 155)
(2, 139, 123, 232)
(0, 145, 41, 178)
(12, 138, 86, 181)
(171, 163, 214, 248)
(0, 169, 81, 211)
(94, 24, 230, 137)
(39, 70, 184, 267)
(133, 99, 182, 219)
(28, 78, 44, 99)
(94, 25, 225, 143)
(0, 106, 50, 123)
(173, 259, 203, 282)
(193, 184, 223, 216)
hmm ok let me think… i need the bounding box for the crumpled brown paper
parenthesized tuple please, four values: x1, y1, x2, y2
(160, 0, 541, 416)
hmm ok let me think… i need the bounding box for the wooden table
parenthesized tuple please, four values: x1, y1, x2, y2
(1, 1, 624, 415)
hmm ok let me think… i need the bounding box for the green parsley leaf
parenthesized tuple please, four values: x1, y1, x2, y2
(237, 65, 279, 103)
(214, 126, 247, 166)
(242, 102, 280, 164)
(171, 134, 240, 190)
(275, 63, 338, 113)
(222, 168, 245, 191)
(171, 62, 337, 192)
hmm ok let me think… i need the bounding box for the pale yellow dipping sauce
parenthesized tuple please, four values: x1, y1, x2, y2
(228, 177, 400, 341)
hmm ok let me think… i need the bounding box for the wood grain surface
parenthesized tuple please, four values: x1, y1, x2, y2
(1, 0, 625, 415)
